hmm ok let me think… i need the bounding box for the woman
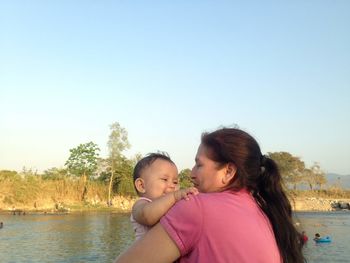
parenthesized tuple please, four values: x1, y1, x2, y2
(116, 128, 305, 263)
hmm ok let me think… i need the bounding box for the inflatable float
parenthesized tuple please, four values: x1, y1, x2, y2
(314, 236, 332, 243)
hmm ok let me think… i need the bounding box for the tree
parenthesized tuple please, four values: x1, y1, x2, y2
(302, 168, 316, 190)
(99, 152, 143, 197)
(311, 163, 327, 189)
(267, 152, 305, 190)
(114, 156, 135, 196)
(65, 141, 100, 200)
(107, 122, 130, 205)
(42, 167, 68, 180)
(130, 153, 143, 166)
(0, 170, 19, 181)
(20, 166, 38, 176)
(302, 163, 327, 190)
(179, 169, 193, 188)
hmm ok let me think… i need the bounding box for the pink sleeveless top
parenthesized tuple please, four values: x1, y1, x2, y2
(130, 197, 152, 240)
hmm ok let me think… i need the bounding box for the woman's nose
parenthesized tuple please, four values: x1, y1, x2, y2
(190, 167, 196, 179)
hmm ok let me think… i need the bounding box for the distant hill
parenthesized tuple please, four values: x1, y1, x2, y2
(326, 173, 350, 189)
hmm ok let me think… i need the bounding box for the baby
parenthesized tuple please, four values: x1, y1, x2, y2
(131, 152, 198, 239)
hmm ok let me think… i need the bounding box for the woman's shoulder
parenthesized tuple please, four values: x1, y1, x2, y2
(161, 193, 204, 227)
(173, 189, 252, 210)
(197, 189, 251, 200)
(171, 192, 206, 212)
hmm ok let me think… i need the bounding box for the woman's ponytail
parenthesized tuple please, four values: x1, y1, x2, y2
(254, 156, 304, 263)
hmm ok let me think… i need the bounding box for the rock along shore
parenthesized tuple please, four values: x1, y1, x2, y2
(293, 197, 350, 211)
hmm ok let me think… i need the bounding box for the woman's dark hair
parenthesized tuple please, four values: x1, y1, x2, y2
(201, 128, 305, 263)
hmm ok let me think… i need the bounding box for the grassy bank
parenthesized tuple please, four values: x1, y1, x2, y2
(0, 174, 136, 213)
(288, 188, 350, 199)
(1, 173, 349, 213)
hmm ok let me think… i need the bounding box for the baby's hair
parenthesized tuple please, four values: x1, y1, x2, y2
(133, 152, 175, 194)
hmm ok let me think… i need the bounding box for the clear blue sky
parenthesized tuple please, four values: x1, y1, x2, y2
(1, 1, 349, 175)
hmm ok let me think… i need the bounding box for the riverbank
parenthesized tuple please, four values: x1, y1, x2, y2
(0, 195, 136, 214)
(2, 195, 350, 214)
(2, 171, 350, 213)
(293, 197, 350, 211)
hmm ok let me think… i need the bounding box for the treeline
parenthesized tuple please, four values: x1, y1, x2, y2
(0, 122, 193, 208)
(0, 169, 109, 209)
(0, 122, 345, 209)
(267, 152, 327, 190)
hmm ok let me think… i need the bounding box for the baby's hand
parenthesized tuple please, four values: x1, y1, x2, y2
(174, 187, 199, 201)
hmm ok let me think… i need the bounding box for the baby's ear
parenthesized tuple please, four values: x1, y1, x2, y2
(135, 178, 146, 193)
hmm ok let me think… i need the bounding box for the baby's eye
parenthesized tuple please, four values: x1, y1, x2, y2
(173, 181, 178, 185)
(161, 178, 167, 181)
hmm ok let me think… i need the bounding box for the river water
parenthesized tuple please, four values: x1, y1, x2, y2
(296, 211, 350, 262)
(0, 211, 349, 262)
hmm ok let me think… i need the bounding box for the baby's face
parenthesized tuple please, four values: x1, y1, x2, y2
(141, 159, 179, 200)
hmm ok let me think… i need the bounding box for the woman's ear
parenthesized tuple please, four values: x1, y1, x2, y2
(135, 178, 146, 193)
(222, 163, 237, 185)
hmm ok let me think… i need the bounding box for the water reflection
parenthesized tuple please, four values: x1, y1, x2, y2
(1, 211, 349, 262)
(0, 212, 134, 263)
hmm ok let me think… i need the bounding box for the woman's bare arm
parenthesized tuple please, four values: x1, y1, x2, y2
(115, 223, 181, 263)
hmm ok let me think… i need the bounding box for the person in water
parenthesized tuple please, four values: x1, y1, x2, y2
(300, 231, 308, 245)
(116, 127, 305, 263)
(314, 233, 321, 241)
(131, 152, 198, 240)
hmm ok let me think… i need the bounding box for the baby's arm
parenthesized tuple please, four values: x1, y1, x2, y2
(132, 187, 198, 227)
